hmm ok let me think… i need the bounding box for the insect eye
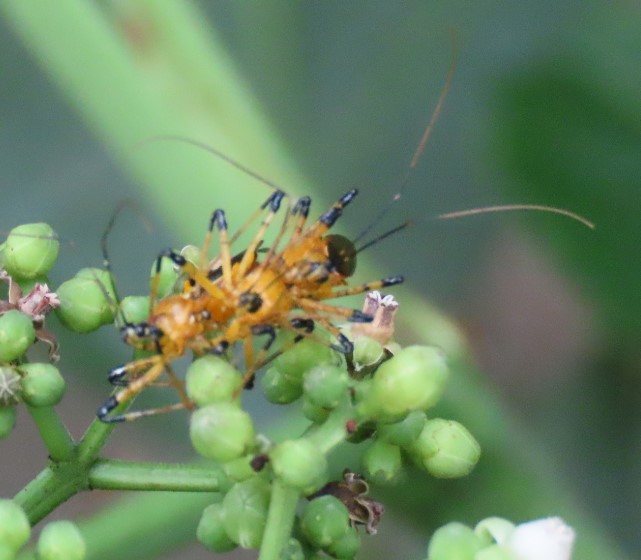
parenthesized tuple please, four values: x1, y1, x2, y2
(326, 234, 357, 277)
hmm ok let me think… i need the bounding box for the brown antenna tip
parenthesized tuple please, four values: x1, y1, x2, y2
(438, 204, 595, 230)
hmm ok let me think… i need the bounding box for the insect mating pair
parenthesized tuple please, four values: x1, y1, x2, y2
(96, 53, 593, 424)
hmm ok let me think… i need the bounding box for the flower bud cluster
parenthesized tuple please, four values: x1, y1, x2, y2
(183, 291, 480, 558)
(1, 224, 67, 439)
(426, 517, 576, 560)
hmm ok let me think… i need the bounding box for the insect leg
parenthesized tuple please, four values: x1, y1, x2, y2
(296, 298, 375, 324)
(320, 275, 404, 300)
(236, 190, 286, 278)
(107, 354, 160, 386)
(239, 324, 279, 389)
(304, 190, 359, 240)
(98, 357, 166, 423)
(151, 249, 227, 301)
(164, 362, 196, 411)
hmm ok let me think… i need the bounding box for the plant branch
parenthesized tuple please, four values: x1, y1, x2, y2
(258, 480, 300, 560)
(88, 459, 229, 492)
(26, 405, 75, 462)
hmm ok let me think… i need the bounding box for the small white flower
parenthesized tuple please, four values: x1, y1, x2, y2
(506, 517, 575, 560)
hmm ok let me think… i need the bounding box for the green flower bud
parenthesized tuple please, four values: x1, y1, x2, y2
(411, 419, 480, 478)
(197, 502, 237, 553)
(475, 544, 517, 560)
(150, 255, 180, 299)
(4, 223, 59, 279)
(117, 296, 149, 326)
(280, 538, 305, 560)
(0, 499, 30, 553)
(190, 403, 255, 462)
(362, 440, 402, 482)
(0, 542, 16, 560)
(222, 456, 257, 483)
(378, 410, 427, 449)
(353, 336, 384, 368)
(19, 363, 65, 407)
(274, 337, 335, 383)
(301, 397, 330, 423)
(56, 269, 115, 333)
(0, 406, 17, 439)
(426, 522, 483, 560)
(186, 356, 242, 407)
(365, 346, 449, 418)
(303, 364, 348, 409)
(0, 310, 35, 362)
(301, 495, 350, 549)
(221, 477, 270, 549)
(261, 367, 303, 404)
(474, 518, 515, 547)
(270, 439, 327, 493)
(37, 521, 85, 560)
(325, 526, 361, 559)
(180, 244, 201, 265)
(0, 366, 22, 406)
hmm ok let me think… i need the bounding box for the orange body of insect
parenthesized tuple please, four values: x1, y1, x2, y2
(97, 191, 382, 422)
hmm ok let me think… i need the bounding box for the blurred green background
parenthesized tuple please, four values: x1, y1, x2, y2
(1, 1, 639, 559)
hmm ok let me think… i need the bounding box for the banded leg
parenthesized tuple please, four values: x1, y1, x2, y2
(288, 196, 312, 243)
(151, 249, 227, 302)
(236, 190, 286, 278)
(318, 275, 404, 300)
(239, 324, 279, 389)
(304, 190, 359, 239)
(107, 355, 161, 386)
(297, 298, 375, 324)
(98, 357, 166, 423)
(241, 318, 316, 387)
(98, 358, 194, 423)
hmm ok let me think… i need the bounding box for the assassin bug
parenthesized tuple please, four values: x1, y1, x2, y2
(97, 48, 593, 423)
(97, 189, 384, 422)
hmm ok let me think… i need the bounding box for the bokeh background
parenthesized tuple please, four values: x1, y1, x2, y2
(1, 1, 639, 559)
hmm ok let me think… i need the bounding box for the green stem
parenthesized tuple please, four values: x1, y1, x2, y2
(88, 459, 228, 492)
(14, 463, 88, 525)
(258, 480, 300, 560)
(306, 400, 352, 454)
(26, 405, 76, 462)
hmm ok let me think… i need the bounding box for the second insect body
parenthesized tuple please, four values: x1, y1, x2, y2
(98, 188, 402, 422)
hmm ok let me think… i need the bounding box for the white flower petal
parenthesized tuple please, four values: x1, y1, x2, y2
(508, 517, 575, 560)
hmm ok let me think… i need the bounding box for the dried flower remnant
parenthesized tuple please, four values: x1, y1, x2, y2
(310, 469, 384, 535)
(351, 291, 399, 346)
(0, 270, 60, 361)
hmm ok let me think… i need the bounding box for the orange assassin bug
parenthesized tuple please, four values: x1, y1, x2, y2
(97, 188, 393, 422)
(97, 46, 593, 423)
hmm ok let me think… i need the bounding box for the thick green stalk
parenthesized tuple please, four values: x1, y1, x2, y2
(258, 480, 300, 560)
(14, 463, 88, 525)
(306, 399, 352, 454)
(88, 459, 228, 492)
(26, 405, 75, 462)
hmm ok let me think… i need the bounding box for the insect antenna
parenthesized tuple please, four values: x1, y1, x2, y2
(139, 135, 290, 196)
(100, 200, 152, 325)
(354, 221, 413, 255)
(353, 33, 458, 246)
(438, 205, 595, 230)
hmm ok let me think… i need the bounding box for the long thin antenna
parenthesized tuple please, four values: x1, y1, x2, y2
(100, 200, 152, 324)
(438, 204, 595, 230)
(355, 221, 412, 255)
(140, 135, 290, 195)
(353, 32, 458, 244)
